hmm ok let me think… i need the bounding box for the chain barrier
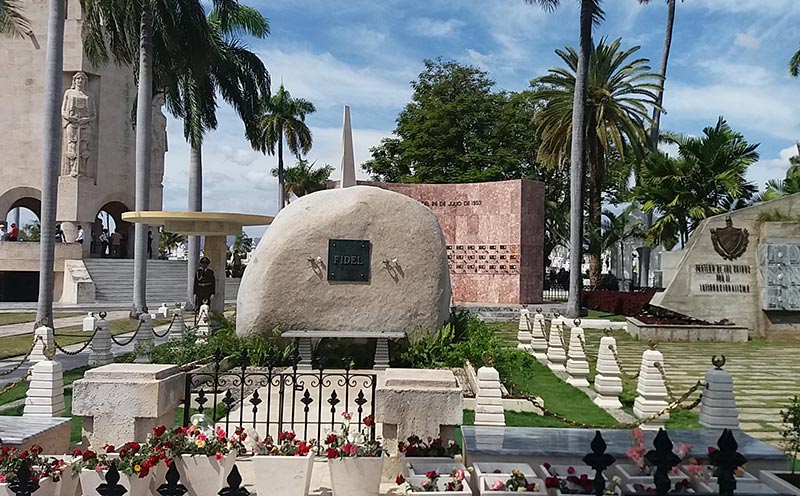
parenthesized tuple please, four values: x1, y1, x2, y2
(0, 337, 42, 376)
(53, 326, 100, 356)
(578, 334, 588, 356)
(152, 314, 176, 339)
(110, 320, 142, 347)
(558, 327, 566, 349)
(0, 370, 32, 396)
(608, 343, 640, 380)
(654, 361, 680, 403)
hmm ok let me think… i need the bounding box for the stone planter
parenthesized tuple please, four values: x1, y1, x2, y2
(0, 473, 80, 496)
(403, 457, 467, 479)
(625, 483, 694, 494)
(759, 471, 800, 495)
(475, 462, 536, 478)
(625, 317, 748, 343)
(174, 453, 236, 496)
(250, 453, 314, 496)
(539, 464, 597, 480)
(681, 465, 757, 492)
(79, 469, 154, 496)
(614, 463, 689, 485)
(404, 475, 471, 495)
(328, 455, 384, 496)
(480, 475, 546, 495)
(695, 479, 776, 494)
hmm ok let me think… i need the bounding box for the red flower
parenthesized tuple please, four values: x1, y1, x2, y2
(426, 470, 438, 480)
(545, 477, 560, 489)
(407, 435, 420, 445)
(82, 450, 97, 461)
(708, 447, 718, 454)
(326, 448, 339, 459)
(72, 449, 82, 457)
(543, 463, 551, 469)
(493, 469, 502, 474)
(325, 433, 337, 445)
(17, 451, 28, 459)
(526, 483, 536, 491)
(126, 442, 140, 453)
(30, 445, 43, 455)
(363, 415, 375, 427)
(153, 425, 167, 437)
(215, 452, 223, 461)
(567, 466, 575, 474)
(396, 474, 405, 485)
(298, 442, 310, 456)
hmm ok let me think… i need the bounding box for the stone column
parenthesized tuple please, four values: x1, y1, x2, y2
(530, 308, 548, 361)
(202, 235, 227, 313)
(594, 335, 623, 409)
(170, 306, 185, 341)
(88, 315, 113, 366)
(82, 312, 96, 332)
(72, 364, 185, 447)
(30, 325, 55, 363)
(633, 349, 669, 428)
(23, 359, 65, 417)
(374, 338, 390, 370)
(134, 313, 154, 364)
(566, 319, 590, 387)
(546, 316, 566, 372)
(699, 357, 740, 430)
(517, 306, 532, 351)
(474, 366, 505, 426)
(296, 337, 313, 370)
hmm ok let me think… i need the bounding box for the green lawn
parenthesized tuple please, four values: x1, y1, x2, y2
(585, 309, 629, 322)
(0, 312, 84, 326)
(0, 317, 170, 360)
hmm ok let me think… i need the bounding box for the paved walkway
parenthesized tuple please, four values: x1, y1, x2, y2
(583, 328, 800, 446)
(0, 311, 130, 338)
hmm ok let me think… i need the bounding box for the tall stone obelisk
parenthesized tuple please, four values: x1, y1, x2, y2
(340, 105, 356, 188)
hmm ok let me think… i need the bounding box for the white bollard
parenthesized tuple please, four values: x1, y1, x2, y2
(134, 313, 154, 364)
(88, 313, 113, 366)
(530, 308, 548, 361)
(633, 348, 669, 428)
(30, 325, 55, 363)
(699, 356, 740, 430)
(517, 306, 533, 351)
(157, 303, 169, 319)
(566, 319, 590, 387)
(594, 335, 623, 409)
(474, 366, 505, 426)
(546, 314, 566, 372)
(82, 312, 96, 332)
(196, 302, 211, 343)
(24, 358, 65, 417)
(170, 305, 185, 341)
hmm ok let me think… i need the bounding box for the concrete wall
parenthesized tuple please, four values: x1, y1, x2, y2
(651, 193, 800, 338)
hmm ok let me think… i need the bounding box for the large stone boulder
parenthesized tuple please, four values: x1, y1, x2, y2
(236, 186, 451, 337)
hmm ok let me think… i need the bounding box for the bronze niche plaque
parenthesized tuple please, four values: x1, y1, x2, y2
(711, 216, 749, 261)
(327, 239, 371, 282)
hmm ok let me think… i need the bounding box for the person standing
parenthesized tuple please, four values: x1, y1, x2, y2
(55, 224, 66, 242)
(193, 256, 215, 310)
(110, 231, 121, 258)
(8, 223, 18, 241)
(99, 229, 109, 257)
(147, 230, 153, 259)
(75, 225, 85, 244)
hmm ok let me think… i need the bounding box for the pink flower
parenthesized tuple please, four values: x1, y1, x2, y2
(215, 452, 223, 461)
(455, 469, 465, 481)
(492, 480, 505, 490)
(567, 467, 576, 475)
(342, 412, 352, 421)
(0, 475, 6, 483)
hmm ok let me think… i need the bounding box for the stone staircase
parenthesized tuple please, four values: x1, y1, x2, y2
(83, 259, 241, 306)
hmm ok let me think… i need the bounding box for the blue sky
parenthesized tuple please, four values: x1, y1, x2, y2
(160, 0, 800, 230)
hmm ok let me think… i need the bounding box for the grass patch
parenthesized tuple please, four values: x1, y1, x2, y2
(585, 310, 629, 322)
(0, 318, 169, 360)
(0, 312, 84, 326)
(462, 409, 578, 428)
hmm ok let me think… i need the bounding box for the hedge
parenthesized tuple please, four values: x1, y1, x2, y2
(581, 289, 657, 317)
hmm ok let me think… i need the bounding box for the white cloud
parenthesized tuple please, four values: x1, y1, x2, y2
(409, 17, 464, 38)
(749, 144, 800, 189)
(687, 0, 800, 13)
(734, 32, 760, 49)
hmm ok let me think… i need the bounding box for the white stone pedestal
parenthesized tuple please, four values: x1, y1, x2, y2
(517, 307, 532, 351)
(88, 316, 113, 366)
(72, 363, 185, 447)
(23, 359, 65, 417)
(594, 336, 623, 409)
(699, 364, 740, 430)
(374, 338, 390, 370)
(30, 326, 54, 363)
(546, 316, 566, 372)
(134, 313, 154, 364)
(170, 306, 185, 341)
(566, 320, 590, 387)
(474, 366, 505, 426)
(633, 349, 669, 428)
(530, 309, 548, 361)
(82, 312, 96, 332)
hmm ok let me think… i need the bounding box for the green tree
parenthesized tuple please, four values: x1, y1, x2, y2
(158, 230, 186, 258)
(601, 204, 644, 278)
(0, 0, 30, 38)
(253, 85, 316, 211)
(20, 220, 41, 242)
(81, 0, 213, 315)
(181, 3, 270, 308)
(271, 158, 334, 202)
(532, 37, 661, 285)
(231, 231, 254, 254)
(637, 0, 679, 286)
(635, 118, 759, 249)
(790, 44, 800, 77)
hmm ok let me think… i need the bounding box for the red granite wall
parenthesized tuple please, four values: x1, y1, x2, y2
(364, 180, 544, 304)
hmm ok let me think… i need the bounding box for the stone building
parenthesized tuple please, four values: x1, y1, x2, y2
(0, 0, 166, 301)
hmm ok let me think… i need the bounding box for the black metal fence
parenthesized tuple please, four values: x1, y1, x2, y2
(182, 349, 378, 453)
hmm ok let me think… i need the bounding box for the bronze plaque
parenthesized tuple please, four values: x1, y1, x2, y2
(711, 216, 749, 261)
(327, 239, 371, 282)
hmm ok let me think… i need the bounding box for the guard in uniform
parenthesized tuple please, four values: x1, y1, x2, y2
(193, 256, 216, 309)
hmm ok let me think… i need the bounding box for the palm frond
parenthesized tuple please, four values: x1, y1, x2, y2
(0, 0, 31, 38)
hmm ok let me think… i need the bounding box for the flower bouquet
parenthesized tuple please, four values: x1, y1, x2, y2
(401, 435, 467, 481)
(540, 463, 619, 495)
(0, 444, 79, 496)
(249, 430, 316, 496)
(481, 469, 547, 495)
(73, 443, 157, 496)
(396, 469, 470, 495)
(614, 429, 691, 484)
(684, 447, 757, 493)
(325, 412, 385, 496)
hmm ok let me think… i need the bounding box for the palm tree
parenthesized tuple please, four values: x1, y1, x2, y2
(533, 37, 661, 286)
(82, 0, 213, 315)
(0, 0, 30, 38)
(524, 0, 603, 317)
(637, 0, 678, 287)
(181, 3, 270, 308)
(635, 118, 759, 248)
(601, 205, 644, 280)
(158, 230, 186, 258)
(253, 85, 315, 211)
(790, 43, 800, 77)
(271, 158, 333, 202)
(34, 0, 66, 329)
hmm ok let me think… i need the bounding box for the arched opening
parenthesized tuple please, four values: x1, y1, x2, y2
(5, 199, 41, 241)
(92, 201, 133, 258)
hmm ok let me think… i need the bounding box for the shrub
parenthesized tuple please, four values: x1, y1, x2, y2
(581, 289, 656, 316)
(396, 316, 502, 369)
